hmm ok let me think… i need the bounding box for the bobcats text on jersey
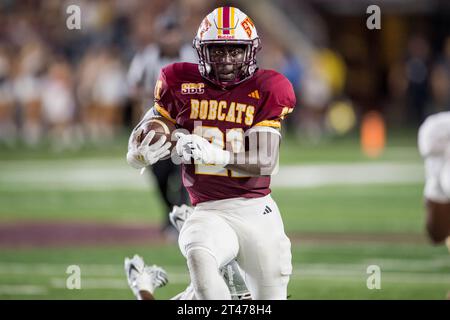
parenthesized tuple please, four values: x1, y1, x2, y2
(189, 99, 255, 125)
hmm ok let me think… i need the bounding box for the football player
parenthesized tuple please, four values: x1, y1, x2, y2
(418, 111, 450, 247)
(127, 7, 295, 299)
(124, 205, 252, 300)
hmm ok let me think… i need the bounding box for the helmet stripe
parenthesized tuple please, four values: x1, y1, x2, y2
(230, 7, 235, 36)
(217, 7, 223, 36)
(223, 6, 230, 34)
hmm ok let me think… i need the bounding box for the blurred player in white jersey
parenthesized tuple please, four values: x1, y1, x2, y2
(418, 111, 450, 248)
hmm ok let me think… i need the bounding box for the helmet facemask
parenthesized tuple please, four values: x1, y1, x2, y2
(194, 38, 261, 88)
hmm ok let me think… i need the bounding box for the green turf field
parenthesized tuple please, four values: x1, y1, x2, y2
(0, 132, 449, 299)
(0, 242, 448, 299)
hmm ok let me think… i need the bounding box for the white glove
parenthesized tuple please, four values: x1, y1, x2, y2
(175, 132, 231, 166)
(127, 129, 171, 169)
(169, 204, 194, 232)
(124, 254, 168, 299)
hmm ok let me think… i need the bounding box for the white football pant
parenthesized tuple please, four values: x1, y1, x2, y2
(178, 194, 292, 300)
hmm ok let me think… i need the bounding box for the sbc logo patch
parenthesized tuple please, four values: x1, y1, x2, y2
(181, 83, 205, 94)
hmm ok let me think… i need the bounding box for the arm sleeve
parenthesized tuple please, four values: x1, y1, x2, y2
(424, 156, 450, 203)
(418, 112, 450, 157)
(153, 67, 177, 124)
(128, 107, 161, 151)
(252, 74, 296, 129)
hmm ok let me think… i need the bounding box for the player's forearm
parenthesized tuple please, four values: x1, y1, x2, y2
(128, 106, 161, 150)
(225, 150, 277, 176)
(225, 132, 280, 176)
(425, 199, 450, 244)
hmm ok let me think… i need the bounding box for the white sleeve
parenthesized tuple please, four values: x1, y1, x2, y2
(440, 159, 450, 200)
(424, 156, 450, 203)
(418, 112, 450, 157)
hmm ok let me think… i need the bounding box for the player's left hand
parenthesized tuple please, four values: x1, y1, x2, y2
(175, 132, 231, 166)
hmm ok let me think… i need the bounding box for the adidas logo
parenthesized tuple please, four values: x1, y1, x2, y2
(263, 205, 272, 215)
(248, 90, 260, 99)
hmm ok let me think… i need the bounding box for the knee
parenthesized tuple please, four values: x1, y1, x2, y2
(178, 224, 214, 258)
(187, 248, 218, 271)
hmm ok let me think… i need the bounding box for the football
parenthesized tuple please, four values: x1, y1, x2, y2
(136, 117, 177, 160)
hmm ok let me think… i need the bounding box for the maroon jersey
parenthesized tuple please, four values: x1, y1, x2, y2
(153, 62, 296, 205)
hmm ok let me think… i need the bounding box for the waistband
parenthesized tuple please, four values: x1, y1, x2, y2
(195, 194, 272, 211)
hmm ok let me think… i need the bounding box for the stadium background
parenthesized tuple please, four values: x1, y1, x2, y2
(0, 0, 449, 299)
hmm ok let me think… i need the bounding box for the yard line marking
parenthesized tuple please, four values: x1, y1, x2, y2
(46, 269, 449, 290)
(0, 160, 423, 190)
(0, 285, 47, 295)
(0, 260, 448, 277)
(1, 262, 448, 291)
(50, 274, 190, 289)
(0, 263, 184, 276)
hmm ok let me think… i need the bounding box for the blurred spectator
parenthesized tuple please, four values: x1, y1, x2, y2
(0, 0, 449, 148)
(76, 46, 103, 142)
(41, 58, 78, 151)
(13, 41, 47, 146)
(405, 34, 431, 125)
(429, 36, 450, 115)
(91, 48, 128, 140)
(0, 46, 16, 146)
(296, 47, 346, 142)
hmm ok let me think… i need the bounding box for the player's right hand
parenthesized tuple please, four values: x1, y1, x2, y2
(127, 129, 171, 169)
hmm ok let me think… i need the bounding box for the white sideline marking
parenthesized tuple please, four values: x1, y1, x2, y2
(46, 269, 449, 290)
(0, 285, 47, 295)
(1, 258, 449, 276)
(272, 163, 424, 187)
(0, 259, 448, 276)
(49, 274, 190, 289)
(0, 159, 423, 190)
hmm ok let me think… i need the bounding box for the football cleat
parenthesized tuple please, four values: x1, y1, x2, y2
(124, 254, 168, 299)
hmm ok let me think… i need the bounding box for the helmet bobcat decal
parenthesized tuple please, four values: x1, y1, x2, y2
(193, 7, 261, 87)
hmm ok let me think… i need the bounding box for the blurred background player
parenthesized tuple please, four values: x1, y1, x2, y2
(124, 205, 252, 300)
(418, 111, 450, 247)
(127, 10, 195, 236)
(418, 111, 450, 299)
